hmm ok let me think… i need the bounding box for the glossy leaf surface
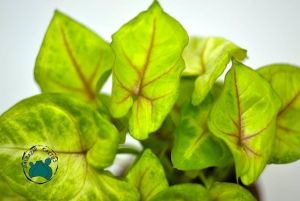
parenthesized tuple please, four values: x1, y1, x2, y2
(35, 11, 114, 102)
(111, 1, 188, 139)
(208, 61, 281, 185)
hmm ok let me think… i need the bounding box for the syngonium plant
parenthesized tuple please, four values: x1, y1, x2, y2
(0, 1, 299, 201)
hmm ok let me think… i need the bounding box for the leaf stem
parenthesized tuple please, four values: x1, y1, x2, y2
(199, 171, 213, 188)
(117, 146, 141, 155)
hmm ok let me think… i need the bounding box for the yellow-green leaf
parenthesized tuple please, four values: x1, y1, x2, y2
(35, 11, 114, 102)
(209, 182, 256, 201)
(110, 1, 188, 139)
(97, 93, 128, 143)
(149, 184, 209, 201)
(126, 149, 168, 201)
(0, 94, 138, 201)
(149, 182, 256, 201)
(208, 60, 281, 185)
(183, 37, 247, 105)
(258, 64, 300, 163)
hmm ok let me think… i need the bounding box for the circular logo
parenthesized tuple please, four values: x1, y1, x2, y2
(21, 145, 58, 184)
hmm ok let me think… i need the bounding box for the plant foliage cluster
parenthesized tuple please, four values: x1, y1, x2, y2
(1, 1, 300, 201)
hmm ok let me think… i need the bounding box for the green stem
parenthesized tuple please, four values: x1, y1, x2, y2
(117, 146, 141, 155)
(199, 171, 213, 188)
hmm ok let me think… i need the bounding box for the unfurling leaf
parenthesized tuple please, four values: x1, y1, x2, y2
(172, 94, 232, 170)
(110, 1, 188, 139)
(35, 11, 114, 102)
(258, 64, 300, 163)
(183, 37, 247, 105)
(126, 149, 168, 201)
(149, 184, 209, 201)
(208, 60, 281, 185)
(209, 182, 256, 201)
(0, 94, 139, 201)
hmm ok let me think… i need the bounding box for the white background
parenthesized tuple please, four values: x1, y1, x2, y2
(0, 0, 299, 200)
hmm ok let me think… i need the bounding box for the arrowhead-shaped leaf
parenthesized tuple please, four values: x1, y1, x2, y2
(149, 184, 210, 201)
(172, 94, 232, 170)
(110, 1, 188, 139)
(209, 182, 256, 201)
(258, 64, 300, 163)
(183, 37, 247, 105)
(35, 11, 114, 102)
(208, 60, 281, 185)
(0, 94, 138, 200)
(126, 149, 168, 201)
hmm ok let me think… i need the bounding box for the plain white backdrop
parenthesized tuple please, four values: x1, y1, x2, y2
(0, 0, 299, 200)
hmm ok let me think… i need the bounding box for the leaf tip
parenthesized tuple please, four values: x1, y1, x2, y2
(149, 0, 163, 11)
(53, 9, 67, 19)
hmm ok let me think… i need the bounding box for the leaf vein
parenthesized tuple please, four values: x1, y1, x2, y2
(60, 26, 96, 100)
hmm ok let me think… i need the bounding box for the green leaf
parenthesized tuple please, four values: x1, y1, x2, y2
(141, 116, 174, 157)
(97, 93, 128, 143)
(110, 1, 188, 139)
(258, 64, 300, 163)
(0, 94, 138, 200)
(176, 78, 195, 107)
(208, 60, 281, 185)
(183, 37, 247, 105)
(0, 175, 27, 201)
(35, 11, 114, 102)
(169, 77, 195, 125)
(209, 182, 256, 201)
(69, 171, 140, 201)
(149, 184, 210, 201)
(172, 94, 232, 170)
(210, 82, 223, 100)
(149, 182, 256, 201)
(126, 149, 168, 201)
(204, 164, 235, 186)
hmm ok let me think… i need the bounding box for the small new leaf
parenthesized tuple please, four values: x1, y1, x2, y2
(258, 64, 300, 163)
(126, 149, 168, 201)
(183, 37, 247, 105)
(208, 60, 281, 185)
(111, 1, 188, 139)
(35, 11, 114, 102)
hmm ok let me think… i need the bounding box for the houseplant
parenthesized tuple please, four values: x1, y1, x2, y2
(0, 1, 299, 200)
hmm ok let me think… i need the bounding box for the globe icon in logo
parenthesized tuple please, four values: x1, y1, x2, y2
(21, 145, 58, 184)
